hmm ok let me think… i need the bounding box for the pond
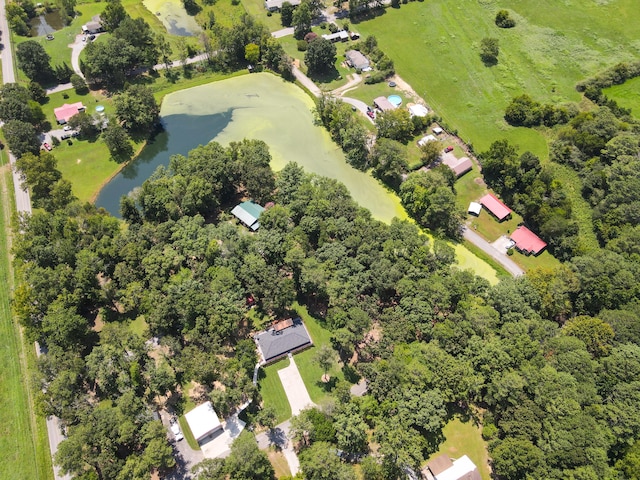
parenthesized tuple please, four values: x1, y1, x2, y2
(95, 73, 498, 283)
(96, 73, 406, 222)
(143, 0, 201, 36)
(29, 11, 66, 37)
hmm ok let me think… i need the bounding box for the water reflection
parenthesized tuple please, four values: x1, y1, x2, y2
(30, 11, 65, 37)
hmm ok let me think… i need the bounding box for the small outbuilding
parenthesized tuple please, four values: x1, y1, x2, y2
(231, 201, 265, 231)
(264, 0, 300, 11)
(432, 126, 444, 135)
(345, 50, 370, 70)
(422, 454, 481, 480)
(322, 31, 349, 43)
(468, 202, 482, 216)
(81, 17, 103, 34)
(184, 402, 223, 444)
(409, 104, 429, 117)
(479, 193, 512, 222)
(510, 225, 547, 256)
(54, 102, 86, 124)
(373, 96, 397, 112)
(417, 134, 437, 147)
(255, 317, 313, 364)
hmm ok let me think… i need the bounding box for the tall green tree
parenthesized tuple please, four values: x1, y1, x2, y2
(16, 40, 55, 82)
(304, 38, 336, 74)
(2, 119, 40, 158)
(114, 85, 160, 133)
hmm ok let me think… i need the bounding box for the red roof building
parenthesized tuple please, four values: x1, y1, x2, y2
(511, 226, 547, 256)
(54, 102, 85, 124)
(479, 193, 512, 221)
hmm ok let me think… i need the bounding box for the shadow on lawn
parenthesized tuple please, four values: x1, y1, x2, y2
(309, 67, 342, 85)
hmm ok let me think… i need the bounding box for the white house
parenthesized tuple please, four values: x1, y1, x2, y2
(184, 402, 223, 444)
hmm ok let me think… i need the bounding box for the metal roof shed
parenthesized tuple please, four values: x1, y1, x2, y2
(231, 201, 265, 231)
(510, 225, 547, 255)
(479, 193, 512, 221)
(184, 402, 222, 443)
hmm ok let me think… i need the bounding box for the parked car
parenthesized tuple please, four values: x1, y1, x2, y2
(63, 125, 73, 131)
(367, 110, 375, 119)
(88, 34, 96, 41)
(170, 421, 183, 441)
(43, 143, 52, 151)
(444, 146, 454, 153)
(46, 34, 54, 41)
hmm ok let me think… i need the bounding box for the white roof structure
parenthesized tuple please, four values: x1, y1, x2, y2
(409, 104, 429, 117)
(231, 201, 265, 231)
(433, 126, 444, 134)
(418, 134, 437, 147)
(265, 0, 300, 10)
(185, 402, 222, 443)
(468, 202, 482, 216)
(435, 455, 480, 480)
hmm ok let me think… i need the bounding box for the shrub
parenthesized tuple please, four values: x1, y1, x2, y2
(495, 10, 516, 28)
(328, 23, 338, 33)
(51, 136, 61, 146)
(297, 40, 308, 52)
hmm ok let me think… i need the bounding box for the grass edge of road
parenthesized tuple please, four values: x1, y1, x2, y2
(0, 151, 54, 480)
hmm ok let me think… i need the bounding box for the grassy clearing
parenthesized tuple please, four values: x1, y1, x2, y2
(258, 358, 292, 424)
(604, 76, 640, 118)
(425, 415, 491, 480)
(459, 240, 510, 281)
(0, 157, 53, 479)
(268, 448, 292, 478)
(354, 0, 640, 156)
(242, 0, 283, 31)
(291, 303, 347, 405)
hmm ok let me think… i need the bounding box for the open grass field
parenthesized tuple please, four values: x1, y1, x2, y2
(354, 0, 640, 157)
(267, 449, 292, 478)
(242, 0, 283, 31)
(0, 158, 53, 480)
(604, 76, 640, 119)
(425, 415, 491, 480)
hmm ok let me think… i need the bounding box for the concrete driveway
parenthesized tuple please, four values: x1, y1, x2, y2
(278, 355, 315, 416)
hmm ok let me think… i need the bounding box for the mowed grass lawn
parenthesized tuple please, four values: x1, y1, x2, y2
(425, 416, 491, 480)
(0, 158, 53, 480)
(604, 76, 640, 119)
(355, 0, 640, 156)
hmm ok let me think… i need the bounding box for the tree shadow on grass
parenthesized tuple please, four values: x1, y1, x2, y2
(315, 376, 337, 392)
(309, 67, 341, 85)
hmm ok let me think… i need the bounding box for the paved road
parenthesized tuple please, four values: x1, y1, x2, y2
(255, 420, 300, 476)
(271, 27, 294, 38)
(292, 65, 322, 97)
(463, 227, 524, 277)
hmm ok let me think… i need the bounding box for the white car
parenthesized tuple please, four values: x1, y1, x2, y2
(63, 125, 73, 131)
(170, 422, 184, 441)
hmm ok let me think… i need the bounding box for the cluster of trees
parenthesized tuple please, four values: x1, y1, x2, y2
(550, 105, 640, 246)
(348, 0, 385, 19)
(83, 8, 160, 87)
(16, 40, 73, 84)
(504, 94, 575, 127)
(305, 37, 337, 74)
(13, 130, 640, 479)
(0, 82, 47, 158)
(314, 95, 369, 169)
(480, 140, 579, 259)
(480, 37, 499, 65)
(359, 35, 395, 83)
(6, 0, 36, 36)
(291, 0, 323, 39)
(576, 60, 640, 93)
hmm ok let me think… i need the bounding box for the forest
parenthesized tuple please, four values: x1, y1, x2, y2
(11, 127, 640, 479)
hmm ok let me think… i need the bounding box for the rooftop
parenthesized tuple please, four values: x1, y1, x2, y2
(184, 402, 222, 442)
(54, 102, 85, 124)
(510, 225, 547, 255)
(255, 317, 312, 363)
(479, 193, 512, 221)
(374, 96, 397, 112)
(231, 201, 265, 231)
(442, 155, 472, 177)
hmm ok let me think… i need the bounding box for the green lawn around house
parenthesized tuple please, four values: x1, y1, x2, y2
(354, 0, 640, 157)
(425, 415, 491, 480)
(258, 357, 292, 424)
(0, 157, 53, 480)
(13, 2, 104, 76)
(242, 0, 283, 32)
(178, 415, 201, 450)
(604, 76, 640, 119)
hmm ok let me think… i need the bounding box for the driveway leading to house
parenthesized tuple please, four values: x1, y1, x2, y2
(463, 226, 524, 277)
(278, 355, 315, 417)
(255, 420, 300, 476)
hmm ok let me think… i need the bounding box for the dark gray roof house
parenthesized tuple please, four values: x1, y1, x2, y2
(255, 318, 312, 364)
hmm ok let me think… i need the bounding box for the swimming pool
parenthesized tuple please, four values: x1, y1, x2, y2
(388, 95, 402, 106)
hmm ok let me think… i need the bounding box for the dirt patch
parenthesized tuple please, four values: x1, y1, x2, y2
(474, 177, 486, 186)
(388, 74, 422, 103)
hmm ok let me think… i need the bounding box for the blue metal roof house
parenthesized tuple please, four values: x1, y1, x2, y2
(231, 201, 265, 231)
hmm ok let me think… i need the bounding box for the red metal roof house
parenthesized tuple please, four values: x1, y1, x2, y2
(479, 193, 512, 221)
(510, 226, 547, 256)
(54, 102, 86, 124)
